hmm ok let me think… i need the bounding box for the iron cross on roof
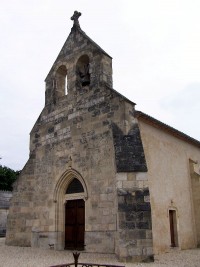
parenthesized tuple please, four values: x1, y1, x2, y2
(71, 11, 82, 27)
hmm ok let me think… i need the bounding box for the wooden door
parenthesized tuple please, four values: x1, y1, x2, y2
(65, 199, 85, 249)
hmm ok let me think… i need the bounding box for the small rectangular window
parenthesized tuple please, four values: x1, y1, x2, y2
(169, 210, 178, 247)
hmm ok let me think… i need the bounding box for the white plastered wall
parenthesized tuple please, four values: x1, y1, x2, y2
(138, 120, 200, 254)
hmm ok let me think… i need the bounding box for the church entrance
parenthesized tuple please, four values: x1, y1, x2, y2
(65, 199, 85, 250)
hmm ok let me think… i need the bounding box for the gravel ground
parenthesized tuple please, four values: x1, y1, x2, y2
(0, 238, 200, 267)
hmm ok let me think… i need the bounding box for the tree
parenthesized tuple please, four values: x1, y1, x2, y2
(0, 165, 20, 191)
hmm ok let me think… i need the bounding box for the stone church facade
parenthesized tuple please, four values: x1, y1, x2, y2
(6, 12, 200, 262)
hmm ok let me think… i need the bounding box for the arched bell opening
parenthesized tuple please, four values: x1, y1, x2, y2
(55, 65, 68, 97)
(76, 55, 90, 87)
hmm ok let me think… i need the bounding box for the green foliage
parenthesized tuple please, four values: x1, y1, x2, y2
(0, 165, 20, 191)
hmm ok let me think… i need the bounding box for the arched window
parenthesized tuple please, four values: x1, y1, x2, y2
(55, 65, 68, 96)
(76, 55, 90, 87)
(66, 178, 84, 194)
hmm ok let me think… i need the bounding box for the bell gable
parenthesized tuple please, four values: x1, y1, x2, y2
(45, 11, 112, 105)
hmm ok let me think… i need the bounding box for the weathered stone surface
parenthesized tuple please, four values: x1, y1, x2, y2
(0, 191, 12, 236)
(6, 13, 153, 262)
(113, 124, 147, 172)
(116, 186, 152, 261)
(85, 231, 115, 253)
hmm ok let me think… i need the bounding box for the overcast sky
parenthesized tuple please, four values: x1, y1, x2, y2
(0, 0, 200, 170)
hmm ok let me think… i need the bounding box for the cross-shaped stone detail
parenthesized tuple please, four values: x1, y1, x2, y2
(71, 11, 82, 27)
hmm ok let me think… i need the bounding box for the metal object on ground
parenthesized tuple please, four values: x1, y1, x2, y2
(49, 252, 125, 267)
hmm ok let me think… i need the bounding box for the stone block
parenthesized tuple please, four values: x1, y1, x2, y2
(127, 173, 136, 181)
(119, 221, 126, 229)
(102, 208, 110, 215)
(85, 231, 115, 253)
(116, 173, 127, 181)
(146, 230, 152, 239)
(98, 201, 113, 208)
(92, 224, 100, 231)
(117, 181, 122, 188)
(119, 202, 137, 213)
(137, 238, 153, 247)
(108, 223, 116, 231)
(128, 247, 143, 256)
(146, 246, 154, 256)
(26, 220, 33, 227)
(138, 181, 144, 188)
(136, 172, 148, 181)
(125, 211, 136, 221)
(107, 193, 114, 201)
(100, 194, 108, 201)
(33, 219, 40, 227)
(122, 181, 135, 189)
(118, 247, 128, 258)
(136, 203, 151, 212)
(125, 229, 146, 239)
(125, 221, 135, 229)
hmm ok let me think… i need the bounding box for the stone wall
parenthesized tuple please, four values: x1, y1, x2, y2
(6, 82, 127, 251)
(112, 123, 147, 172)
(6, 20, 153, 262)
(0, 191, 12, 236)
(116, 173, 153, 262)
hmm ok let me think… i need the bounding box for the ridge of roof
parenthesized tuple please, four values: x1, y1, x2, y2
(45, 21, 112, 82)
(105, 84, 136, 105)
(70, 11, 112, 59)
(71, 25, 112, 59)
(135, 111, 200, 148)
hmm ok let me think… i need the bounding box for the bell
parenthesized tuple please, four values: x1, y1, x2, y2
(81, 73, 90, 86)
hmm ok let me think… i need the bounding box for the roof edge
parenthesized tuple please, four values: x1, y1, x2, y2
(45, 25, 112, 82)
(105, 84, 136, 106)
(73, 26, 112, 59)
(135, 111, 200, 148)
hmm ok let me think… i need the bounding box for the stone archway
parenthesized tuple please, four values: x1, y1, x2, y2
(53, 169, 88, 250)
